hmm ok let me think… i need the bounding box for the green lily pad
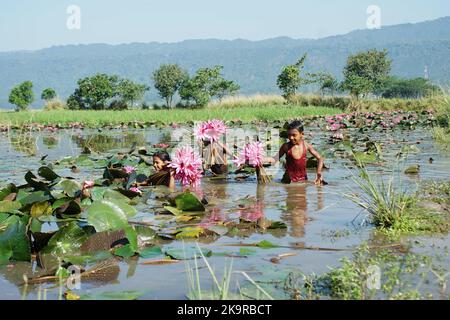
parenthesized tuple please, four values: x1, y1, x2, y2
(114, 244, 136, 258)
(257, 240, 278, 248)
(56, 179, 82, 197)
(18, 191, 52, 206)
(0, 215, 31, 261)
(37, 166, 60, 181)
(87, 200, 128, 232)
(0, 200, 22, 214)
(30, 202, 52, 218)
(165, 247, 212, 260)
(0, 246, 13, 264)
(139, 246, 163, 259)
(173, 191, 205, 212)
(175, 226, 204, 239)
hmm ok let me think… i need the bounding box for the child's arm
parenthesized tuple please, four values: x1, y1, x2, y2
(306, 142, 324, 185)
(265, 144, 287, 164)
(168, 170, 175, 190)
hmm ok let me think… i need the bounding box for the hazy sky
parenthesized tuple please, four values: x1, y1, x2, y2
(1, 0, 449, 52)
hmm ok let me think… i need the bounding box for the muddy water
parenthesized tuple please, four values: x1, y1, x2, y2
(0, 125, 449, 300)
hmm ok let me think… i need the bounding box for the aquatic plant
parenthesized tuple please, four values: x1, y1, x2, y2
(168, 146, 203, 187)
(194, 119, 227, 142)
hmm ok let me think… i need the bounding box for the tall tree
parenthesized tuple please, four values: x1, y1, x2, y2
(277, 54, 311, 101)
(180, 66, 239, 107)
(67, 74, 118, 110)
(116, 79, 149, 108)
(41, 88, 57, 101)
(9, 81, 34, 111)
(342, 49, 392, 98)
(153, 64, 188, 108)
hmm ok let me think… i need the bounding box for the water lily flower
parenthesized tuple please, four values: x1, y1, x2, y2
(194, 119, 227, 142)
(130, 187, 142, 195)
(123, 166, 136, 174)
(329, 123, 341, 131)
(233, 141, 264, 168)
(153, 143, 170, 149)
(82, 180, 95, 189)
(168, 145, 203, 187)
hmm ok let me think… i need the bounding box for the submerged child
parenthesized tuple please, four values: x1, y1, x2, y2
(267, 120, 324, 185)
(139, 151, 175, 189)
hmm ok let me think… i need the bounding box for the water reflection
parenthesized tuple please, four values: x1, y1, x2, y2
(71, 132, 146, 153)
(283, 184, 308, 237)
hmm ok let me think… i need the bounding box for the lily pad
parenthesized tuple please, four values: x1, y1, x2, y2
(56, 179, 82, 197)
(0, 200, 22, 214)
(114, 244, 135, 258)
(0, 215, 31, 261)
(78, 290, 145, 300)
(175, 226, 204, 239)
(0, 184, 18, 201)
(172, 191, 205, 212)
(139, 246, 163, 259)
(165, 247, 212, 260)
(37, 166, 60, 181)
(30, 202, 53, 218)
(87, 200, 129, 232)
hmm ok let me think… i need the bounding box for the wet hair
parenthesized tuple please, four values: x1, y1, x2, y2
(287, 120, 304, 133)
(153, 150, 171, 162)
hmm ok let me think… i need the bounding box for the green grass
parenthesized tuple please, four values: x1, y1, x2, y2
(0, 105, 342, 128)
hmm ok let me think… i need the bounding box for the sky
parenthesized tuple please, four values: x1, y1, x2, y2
(1, 0, 449, 52)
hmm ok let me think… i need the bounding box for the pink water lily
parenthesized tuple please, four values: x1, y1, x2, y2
(153, 143, 170, 149)
(82, 180, 95, 189)
(194, 119, 227, 142)
(233, 141, 264, 168)
(123, 166, 136, 174)
(130, 187, 142, 195)
(329, 123, 341, 131)
(239, 202, 264, 222)
(168, 145, 203, 187)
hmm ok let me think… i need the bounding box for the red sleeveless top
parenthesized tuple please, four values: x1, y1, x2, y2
(285, 141, 308, 182)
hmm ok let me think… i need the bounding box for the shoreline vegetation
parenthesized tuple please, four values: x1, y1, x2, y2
(0, 94, 447, 129)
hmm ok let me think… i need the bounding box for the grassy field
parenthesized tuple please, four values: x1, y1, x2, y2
(0, 105, 342, 127)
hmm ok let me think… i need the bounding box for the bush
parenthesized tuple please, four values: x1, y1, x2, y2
(43, 98, 67, 111)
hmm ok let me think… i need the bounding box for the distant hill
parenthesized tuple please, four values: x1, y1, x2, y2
(1, 16, 450, 108)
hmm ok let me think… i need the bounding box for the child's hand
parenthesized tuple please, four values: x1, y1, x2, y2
(264, 157, 276, 165)
(314, 173, 324, 185)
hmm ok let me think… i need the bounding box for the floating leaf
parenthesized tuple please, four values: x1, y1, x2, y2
(103, 189, 131, 203)
(175, 226, 204, 239)
(30, 202, 52, 218)
(87, 200, 128, 232)
(106, 198, 137, 217)
(18, 191, 51, 206)
(165, 247, 212, 260)
(56, 179, 82, 197)
(206, 225, 229, 236)
(138, 246, 163, 259)
(404, 165, 420, 175)
(0, 200, 22, 214)
(173, 191, 205, 212)
(0, 215, 31, 261)
(268, 221, 288, 229)
(164, 206, 183, 216)
(257, 240, 278, 248)
(113, 244, 135, 258)
(0, 246, 13, 264)
(37, 166, 60, 181)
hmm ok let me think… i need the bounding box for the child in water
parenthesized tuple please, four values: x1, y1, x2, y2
(138, 151, 175, 189)
(267, 120, 324, 185)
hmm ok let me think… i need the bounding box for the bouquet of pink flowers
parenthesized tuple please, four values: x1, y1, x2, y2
(168, 146, 203, 187)
(194, 120, 228, 171)
(233, 141, 271, 183)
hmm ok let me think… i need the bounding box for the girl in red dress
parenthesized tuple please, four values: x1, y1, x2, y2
(267, 120, 324, 185)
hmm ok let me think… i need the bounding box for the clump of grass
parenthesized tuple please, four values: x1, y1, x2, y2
(284, 245, 445, 300)
(345, 158, 449, 237)
(185, 243, 273, 300)
(432, 127, 450, 149)
(208, 94, 285, 109)
(43, 98, 67, 111)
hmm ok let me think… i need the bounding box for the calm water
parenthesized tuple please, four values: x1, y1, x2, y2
(0, 124, 449, 299)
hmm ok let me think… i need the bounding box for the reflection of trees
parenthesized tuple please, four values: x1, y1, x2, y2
(42, 135, 59, 149)
(10, 133, 37, 156)
(283, 184, 308, 238)
(71, 132, 146, 153)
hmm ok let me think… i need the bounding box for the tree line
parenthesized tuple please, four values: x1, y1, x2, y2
(8, 49, 439, 111)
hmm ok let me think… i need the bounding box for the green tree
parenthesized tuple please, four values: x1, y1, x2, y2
(342, 49, 392, 98)
(41, 88, 57, 101)
(153, 64, 188, 108)
(9, 81, 34, 111)
(115, 79, 149, 108)
(377, 77, 439, 99)
(310, 72, 340, 96)
(67, 74, 118, 110)
(180, 66, 238, 107)
(210, 79, 240, 102)
(277, 54, 311, 101)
